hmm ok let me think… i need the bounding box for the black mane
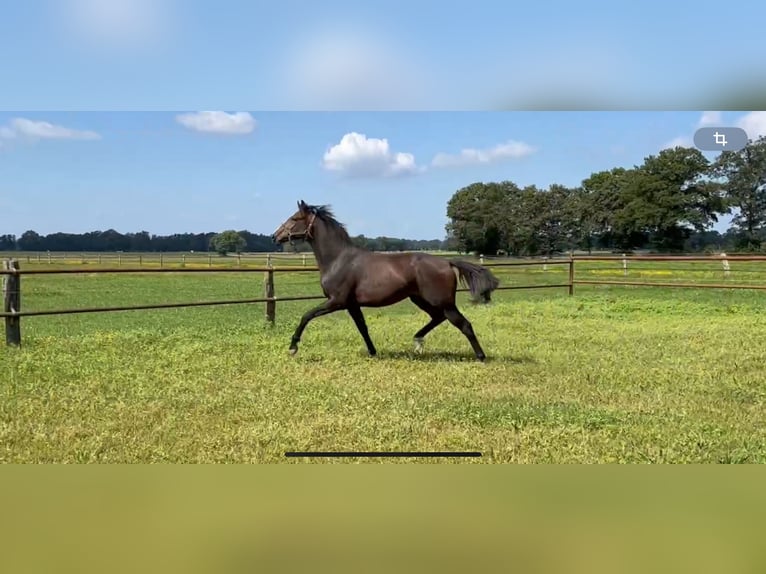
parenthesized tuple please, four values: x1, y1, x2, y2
(306, 204, 350, 239)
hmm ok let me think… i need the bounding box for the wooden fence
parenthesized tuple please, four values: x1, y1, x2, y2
(7, 251, 316, 268)
(4, 254, 766, 346)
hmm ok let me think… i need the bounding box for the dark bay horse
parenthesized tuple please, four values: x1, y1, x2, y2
(272, 201, 500, 361)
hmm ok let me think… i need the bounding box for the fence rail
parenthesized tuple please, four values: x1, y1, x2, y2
(4, 254, 766, 346)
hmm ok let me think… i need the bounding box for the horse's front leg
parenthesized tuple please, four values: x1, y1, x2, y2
(289, 298, 344, 355)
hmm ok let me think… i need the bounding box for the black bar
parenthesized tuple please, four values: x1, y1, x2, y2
(284, 451, 481, 458)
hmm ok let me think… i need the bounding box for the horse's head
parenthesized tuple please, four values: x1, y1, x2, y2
(272, 200, 319, 244)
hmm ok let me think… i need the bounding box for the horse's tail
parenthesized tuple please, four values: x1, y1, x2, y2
(449, 259, 500, 304)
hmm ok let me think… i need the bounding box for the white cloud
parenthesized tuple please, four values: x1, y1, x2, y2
(431, 140, 537, 168)
(736, 111, 766, 140)
(0, 126, 16, 140)
(175, 111, 257, 135)
(660, 111, 766, 152)
(660, 111, 723, 151)
(698, 111, 722, 127)
(322, 132, 421, 178)
(0, 118, 101, 141)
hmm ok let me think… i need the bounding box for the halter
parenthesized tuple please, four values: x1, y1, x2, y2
(288, 212, 317, 243)
(305, 212, 317, 240)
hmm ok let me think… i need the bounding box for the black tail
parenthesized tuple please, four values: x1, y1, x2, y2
(449, 259, 500, 303)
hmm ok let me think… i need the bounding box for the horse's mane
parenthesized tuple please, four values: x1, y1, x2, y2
(306, 204, 351, 240)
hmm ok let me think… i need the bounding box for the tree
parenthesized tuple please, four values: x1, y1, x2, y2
(631, 147, 727, 251)
(582, 167, 648, 251)
(446, 182, 507, 255)
(496, 184, 539, 256)
(580, 149, 727, 252)
(711, 135, 766, 251)
(562, 186, 596, 253)
(17, 230, 44, 251)
(210, 230, 247, 255)
(446, 181, 538, 255)
(0, 234, 17, 250)
(532, 184, 574, 256)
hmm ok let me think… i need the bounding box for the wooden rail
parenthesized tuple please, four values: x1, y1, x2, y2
(0, 258, 573, 346)
(5, 254, 766, 347)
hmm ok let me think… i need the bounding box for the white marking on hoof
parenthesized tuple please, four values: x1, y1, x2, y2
(414, 338, 425, 353)
(289, 346, 298, 356)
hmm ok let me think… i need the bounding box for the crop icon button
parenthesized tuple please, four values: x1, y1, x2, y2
(694, 127, 748, 152)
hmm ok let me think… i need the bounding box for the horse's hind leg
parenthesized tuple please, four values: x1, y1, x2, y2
(410, 296, 446, 353)
(444, 304, 486, 361)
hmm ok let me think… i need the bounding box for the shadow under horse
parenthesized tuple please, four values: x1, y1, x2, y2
(272, 201, 500, 361)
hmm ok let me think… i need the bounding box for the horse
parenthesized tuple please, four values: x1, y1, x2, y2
(271, 200, 500, 361)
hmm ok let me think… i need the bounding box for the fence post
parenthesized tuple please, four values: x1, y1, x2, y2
(47, 252, 51, 264)
(208, 254, 212, 268)
(3, 259, 21, 346)
(182, 254, 186, 267)
(118, 253, 122, 266)
(264, 264, 275, 325)
(266, 253, 272, 267)
(622, 253, 628, 276)
(237, 253, 242, 267)
(543, 256, 548, 272)
(568, 254, 575, 296)
(479, 254, 484, 264)
(721, 252, 730, 278)
(302, 253, 307, 267)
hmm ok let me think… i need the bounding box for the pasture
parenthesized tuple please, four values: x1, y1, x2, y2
(2, 256, 766, 463)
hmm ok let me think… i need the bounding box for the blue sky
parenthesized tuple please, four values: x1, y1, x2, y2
(2, 1, 765, 110)
(2, 111, 764, 239)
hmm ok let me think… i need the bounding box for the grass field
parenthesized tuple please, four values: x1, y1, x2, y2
(3, 257, 766, 463)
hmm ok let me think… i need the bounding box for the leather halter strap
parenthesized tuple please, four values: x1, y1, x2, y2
(288, 212, 317, 243)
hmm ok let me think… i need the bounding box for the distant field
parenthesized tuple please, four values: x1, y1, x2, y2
(2, 256, 766, 463)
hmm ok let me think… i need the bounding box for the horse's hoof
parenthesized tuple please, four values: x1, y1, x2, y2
(414, 338, 425, 353)
(289, 347, 298, 356)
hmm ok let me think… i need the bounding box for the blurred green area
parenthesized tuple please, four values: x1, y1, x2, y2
(1, 467, 765, 574)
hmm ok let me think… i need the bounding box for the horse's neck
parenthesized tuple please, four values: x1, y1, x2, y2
(310, 223, 352, 272)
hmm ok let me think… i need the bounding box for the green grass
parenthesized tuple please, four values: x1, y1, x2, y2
(2, 261, 766, 463)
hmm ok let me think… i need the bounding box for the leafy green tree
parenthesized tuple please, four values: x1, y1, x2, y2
(17, 230, 44, 251)
(711, 135, 766, 251)
(446, 180, 552, 256)
(581, 167, 648, 251)
(562, 186, 596, 253)
(532, 184, 573, 256)
(496, 184, 539, 256)
(210, 230, 247, 255)
(0, 234, 16, 250)
(631, 147, 727, 251)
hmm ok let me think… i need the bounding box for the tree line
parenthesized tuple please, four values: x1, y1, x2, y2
(446, 137, 766, 255)
(0, 228, 449, 253)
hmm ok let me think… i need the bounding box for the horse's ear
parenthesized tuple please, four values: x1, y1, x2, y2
(298, 200, 308, 211)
